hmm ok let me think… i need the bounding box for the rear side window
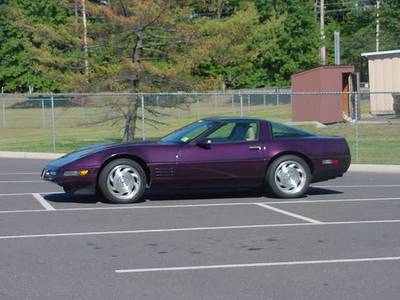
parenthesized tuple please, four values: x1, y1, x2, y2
(206, 121, 259, 143)
(270, 122, 314, 139)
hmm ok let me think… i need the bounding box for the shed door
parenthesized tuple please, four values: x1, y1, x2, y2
(342, 73, 351, 117)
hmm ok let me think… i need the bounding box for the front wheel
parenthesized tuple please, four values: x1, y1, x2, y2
(98, 158, 146, 204)
(266, 155, 311, 198)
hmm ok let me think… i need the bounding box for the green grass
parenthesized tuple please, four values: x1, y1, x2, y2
(0, 100, 399, 164)
(298, 123, 400, 164)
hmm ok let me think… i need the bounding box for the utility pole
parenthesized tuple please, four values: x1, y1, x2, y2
(81, 0, 90, 78)
(334, 31, 340, 65)
(376, 0, 380, 52)
(320, 0, 326, 64)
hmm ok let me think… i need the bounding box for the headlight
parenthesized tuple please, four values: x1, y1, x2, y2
(43, 170, 57, 177)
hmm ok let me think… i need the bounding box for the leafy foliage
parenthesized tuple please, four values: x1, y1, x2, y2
(252, 0, 320, 86)
(1, 0, 400, 92)
(0, 0, 82, 92)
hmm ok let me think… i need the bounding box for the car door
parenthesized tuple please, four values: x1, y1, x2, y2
(175, 121, 267, 188)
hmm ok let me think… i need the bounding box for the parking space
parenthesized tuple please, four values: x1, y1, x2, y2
(272, 200, 400, 222)
(0, 158, 400, 299)
(0, 194, 47, 211)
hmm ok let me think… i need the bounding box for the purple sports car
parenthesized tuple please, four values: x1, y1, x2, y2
(42, 118, 350, 203)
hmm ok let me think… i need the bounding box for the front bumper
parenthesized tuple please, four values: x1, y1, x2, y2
(41, 167, 99, 195)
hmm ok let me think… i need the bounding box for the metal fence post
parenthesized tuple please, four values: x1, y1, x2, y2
(42, 99, 46, 128)
(176, 95, 181, 119)
(213, 94, 217, 115)
(240, 93, 243, 117)
(196, 97, 199, 119)
(247, 94, 250, 111)
(50, 94, 56, 152)
(1, 87, 5, 128)
(263, 94, 266, 106)
(141, 94, 145, 141)
(1, 101, 4, 128)
(354, 93, 360, 162)
(156, 95, 160, 113)
(231, 94, 235, 112)
(80, 97, 87, 126)
(276, 88, 280, 106)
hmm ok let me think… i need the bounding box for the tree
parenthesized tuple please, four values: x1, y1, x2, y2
(85, 0, 196, 141)
(184, 2, 259, 89)
(254, 0, 289, 21)
(183, 0, 244, 18)
(0, 0, 82, 92)
(252, 0, 320, 86)
(324, 0, 400, 80)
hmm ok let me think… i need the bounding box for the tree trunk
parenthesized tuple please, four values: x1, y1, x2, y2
(122, 30, 143, 142)
(217, 0, 222, 19)
(122, 97, 138, 142)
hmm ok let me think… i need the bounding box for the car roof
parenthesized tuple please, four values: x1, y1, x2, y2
(201, 117, 265, 122)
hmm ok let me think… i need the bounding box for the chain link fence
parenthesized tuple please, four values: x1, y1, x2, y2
(0, 90, 399, 164)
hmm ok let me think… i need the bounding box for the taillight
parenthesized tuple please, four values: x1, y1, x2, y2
(322, 159, 340, 165)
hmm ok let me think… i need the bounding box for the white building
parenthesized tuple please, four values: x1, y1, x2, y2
(361, 49, 400, 114)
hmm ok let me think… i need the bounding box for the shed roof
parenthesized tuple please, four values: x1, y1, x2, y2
(291, 65, 354, 78)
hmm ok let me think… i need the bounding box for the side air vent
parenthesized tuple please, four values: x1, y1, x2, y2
(154, 167, 175, 179)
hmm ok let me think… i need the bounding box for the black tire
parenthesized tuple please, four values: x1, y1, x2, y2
(266, 155, 311, 198)
(98, 158, 146, 204)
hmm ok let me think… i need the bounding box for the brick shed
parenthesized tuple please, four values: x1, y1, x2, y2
(291, 65, 355, 124)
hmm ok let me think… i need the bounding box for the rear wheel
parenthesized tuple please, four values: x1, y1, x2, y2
(266, 155, 311, 198)
(98, 158, 146, 204)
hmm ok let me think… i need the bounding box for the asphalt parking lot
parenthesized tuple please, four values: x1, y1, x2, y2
(0, 158, 400, 300)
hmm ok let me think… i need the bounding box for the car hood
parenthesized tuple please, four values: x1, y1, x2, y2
(47, 141, 160, 169)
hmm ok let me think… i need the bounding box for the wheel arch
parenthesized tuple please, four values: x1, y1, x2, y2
(266, 151, 314, 176)
(97, 154, 151, 187)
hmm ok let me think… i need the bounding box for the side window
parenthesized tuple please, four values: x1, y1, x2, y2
(206, 122, 259, 143)
(270, 122, 314, 139)
(207, 122, 235, 143)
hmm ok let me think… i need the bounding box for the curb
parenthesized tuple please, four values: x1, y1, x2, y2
(0, 151, 65, 160)
(348, 164, 400, 174)
(0, 151, 399, 173)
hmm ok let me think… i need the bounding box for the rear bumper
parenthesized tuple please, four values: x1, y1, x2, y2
(311, 155, 351, 183)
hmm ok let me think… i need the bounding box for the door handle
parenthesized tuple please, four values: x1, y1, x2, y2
(249, 146, 262, 151)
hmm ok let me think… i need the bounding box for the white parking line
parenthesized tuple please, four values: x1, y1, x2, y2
(32, 193, 55, 211)
(0, 180, 42, 183)
(255, 203, 323, 224)
(268, 197, 400, 204)
(0, 192, 61, 197)
(1, 197, 400, 214)
(1, 219, 400, 240)
(115, 256, 400, 274)
(0, 172, 38, 175)
(315, 184, 400, 188)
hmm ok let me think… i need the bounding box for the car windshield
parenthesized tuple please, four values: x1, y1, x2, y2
(161, 120, 217, 144)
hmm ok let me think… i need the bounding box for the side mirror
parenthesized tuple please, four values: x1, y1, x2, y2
(196, 138, 212, 149)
